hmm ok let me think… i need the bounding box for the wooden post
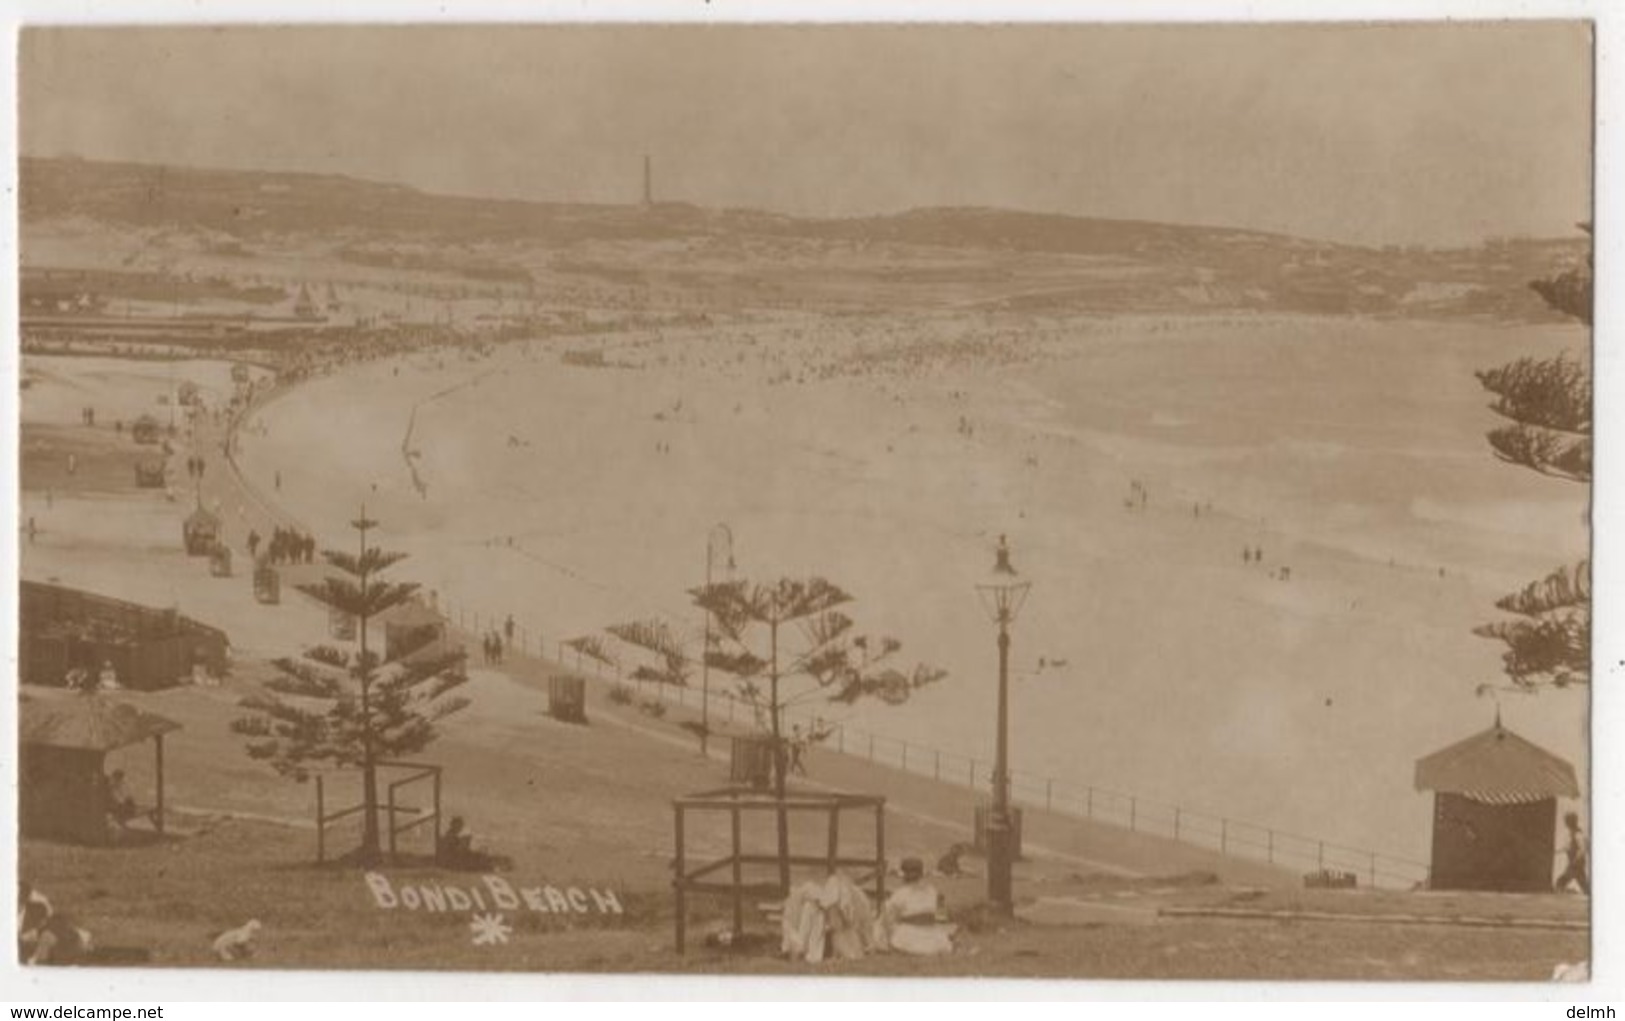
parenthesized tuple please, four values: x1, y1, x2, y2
(1267, 830, 1274, 864)
(153, 734, 165, 836)
(432, 769, 443, 855)
(1174, 807, 1181, 841)
(387, 783, 398, 860)
(827, 804, 841, 873)
(730, 802, 744, 938)
(674, 804, 687, 954)
(1130, 797, 1137, 832)
(317, 774, 326, 864)
(874, 802, 886, 904)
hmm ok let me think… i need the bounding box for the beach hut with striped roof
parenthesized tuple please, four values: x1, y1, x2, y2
(1415, 712, 1579, 892)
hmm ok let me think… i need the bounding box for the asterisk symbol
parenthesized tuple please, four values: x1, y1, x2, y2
(469, 912, 512, 946)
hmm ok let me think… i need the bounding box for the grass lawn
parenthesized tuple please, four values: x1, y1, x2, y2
(20, 816, 1586, 980)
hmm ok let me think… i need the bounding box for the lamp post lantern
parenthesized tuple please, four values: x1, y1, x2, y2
(701, 523, 736, 757)
(975, 534, 1031, 916)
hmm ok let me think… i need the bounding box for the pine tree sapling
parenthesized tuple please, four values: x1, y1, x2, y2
(690, 576, 946, 891)
(232, 510, 469, 862)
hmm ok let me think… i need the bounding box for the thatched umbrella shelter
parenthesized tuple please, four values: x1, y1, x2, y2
(134, 458, 167, 488)
(20, 692, 182, 844)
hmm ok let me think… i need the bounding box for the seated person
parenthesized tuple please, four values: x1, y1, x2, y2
(439, 816, 475, 862)
(18, 883, 92, 965)
(875, 857, 955, 956)
(104, 770, 141, 829)
(438, 816, 511, 871)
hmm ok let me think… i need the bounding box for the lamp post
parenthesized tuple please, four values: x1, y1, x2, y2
(701, 523, 736, 757)
(975, 534, 1031, 916)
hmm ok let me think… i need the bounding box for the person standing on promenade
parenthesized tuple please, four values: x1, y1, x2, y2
(1556, 812, 1590, 894)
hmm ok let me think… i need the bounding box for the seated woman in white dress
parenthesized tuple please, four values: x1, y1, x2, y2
(874, 857, 955, 956)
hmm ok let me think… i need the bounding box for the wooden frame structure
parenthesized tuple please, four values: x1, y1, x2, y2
(671, 786, 886, 954)
(314, 760, 443, 864)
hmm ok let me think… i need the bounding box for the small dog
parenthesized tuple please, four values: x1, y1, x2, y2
(212, 919, 262, 962)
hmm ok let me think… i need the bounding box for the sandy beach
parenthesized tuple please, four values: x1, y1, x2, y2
(225, 310, 1590, 862)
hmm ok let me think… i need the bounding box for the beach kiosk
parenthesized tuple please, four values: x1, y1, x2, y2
(1415, 714, 1579, 892)
(131, 414, 162, 446)
(208, 542, 233, 578)
(20, 691, 181, 844)
(253, 563, 281, 605)
(182, 506, 221, 556)
(133, 459, 166, 488)
(548, 675, 587, 724)
(729, 735, 775, 790)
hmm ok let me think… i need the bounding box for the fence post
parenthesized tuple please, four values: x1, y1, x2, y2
(1130, 797, 1137, 832)
(316, 774, 325, 864)
(1174, 807, 1181, 842)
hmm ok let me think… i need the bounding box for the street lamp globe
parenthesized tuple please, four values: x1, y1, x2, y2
(975, 534, 1031, 625)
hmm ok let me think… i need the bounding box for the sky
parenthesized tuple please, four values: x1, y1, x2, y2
(19, 22, 1594, 246)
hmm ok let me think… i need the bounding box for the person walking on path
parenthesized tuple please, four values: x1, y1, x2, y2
(1556, 812, 1590, 894)
(504, 614, 516, 648)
